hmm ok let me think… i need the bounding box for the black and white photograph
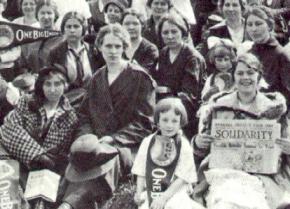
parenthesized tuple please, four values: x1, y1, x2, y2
(0, 0, 290, 208)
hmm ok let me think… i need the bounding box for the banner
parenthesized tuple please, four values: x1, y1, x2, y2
(0, 160, 21, 209)
(0, 21, 61, 50)
(209, 119, 282, 174)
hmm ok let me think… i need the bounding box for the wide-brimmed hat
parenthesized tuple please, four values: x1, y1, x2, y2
(65, 134, 119, 182)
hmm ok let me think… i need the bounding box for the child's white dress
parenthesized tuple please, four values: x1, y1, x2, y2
(132, 133, 205, 209)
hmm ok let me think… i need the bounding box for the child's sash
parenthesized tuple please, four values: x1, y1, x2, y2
(145, 133, 181, 205)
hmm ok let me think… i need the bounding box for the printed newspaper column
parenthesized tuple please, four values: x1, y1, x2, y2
(209, 119, 281, 174)
(0, 160, 21, 209)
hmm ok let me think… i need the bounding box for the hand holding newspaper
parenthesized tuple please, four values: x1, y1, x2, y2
(24, 169, 60, 202)
(209, 119, 282, 174)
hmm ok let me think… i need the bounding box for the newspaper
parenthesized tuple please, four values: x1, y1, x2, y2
(209, 119, 282, 174)
(24, 170, 60, 202)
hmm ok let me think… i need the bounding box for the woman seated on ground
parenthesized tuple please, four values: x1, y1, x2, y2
(246, 6, 290, 104)
(48, 11, 100, 107)
(57, 23, 155, 209)
(193, 53, 290, 209)
(121, 8, 159, 76)
(155, 12, 205, 138)
(0, 64, 78, 206)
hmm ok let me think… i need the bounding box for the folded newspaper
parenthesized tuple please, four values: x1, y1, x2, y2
(209, 119, 282, 174)
(24, 169, 60, 202)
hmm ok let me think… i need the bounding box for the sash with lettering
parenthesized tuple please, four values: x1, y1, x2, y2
(0, 21, 61, 50)
(145, 131, 181, 205)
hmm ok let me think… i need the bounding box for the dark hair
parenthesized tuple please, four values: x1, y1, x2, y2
(146, 0, 172, 8)
(34, 64, 68, 105)
(121, 8, 146, 28)
(219, 0, 245, 13)
(244, 6, 274, 31)
(20, 0, 37, 13)
(95, 23, 131, 50)
(157, 12, 190, 44)
(154, 97, 188, 128)
(35, 0, 59, 22)
(60, 11, 87, 35)
(232, 53, 262, 81)
(208, 40, 236, 66)
(104, 0, 129, 13)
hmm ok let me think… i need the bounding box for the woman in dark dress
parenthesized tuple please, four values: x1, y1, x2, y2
(57, 23, 155, 209)
(122, 8, 159, 76)
(245, 6, 290, 104)
(155, 13, 205, 138)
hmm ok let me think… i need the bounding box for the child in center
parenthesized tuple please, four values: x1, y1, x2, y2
(132, 97, 205, 209)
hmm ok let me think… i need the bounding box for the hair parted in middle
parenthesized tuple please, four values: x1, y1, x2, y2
(35, 0, 59, 22)
(34, 64, 68, 105)
(244, 6, 275, 32)
(154, 97, 188, 128)
(121, 8, 146, 29)
(60, 11, 87, 35)
(157, 11, 190, 44)
(95, 23, 131, 50)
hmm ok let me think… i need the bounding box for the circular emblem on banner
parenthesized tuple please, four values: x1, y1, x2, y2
(0, 25, 14, 48)
(150, 137, 177, 166)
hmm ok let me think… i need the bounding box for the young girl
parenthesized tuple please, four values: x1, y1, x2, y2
(132, 97, 205, 209)
(201, 39, 236, 102)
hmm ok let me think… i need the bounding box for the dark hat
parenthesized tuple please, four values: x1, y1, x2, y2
(12, 73, 36, 90)
(65, 134, 119, 182)
(103, 0, 129, 12)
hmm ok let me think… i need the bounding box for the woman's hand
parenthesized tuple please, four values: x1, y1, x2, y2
(195, 134, 215, 149)
(31, 154, 55, 170)
(150, 195, 168, 209)
(134, 192, 145, 206)
(276, 138, 290, 155)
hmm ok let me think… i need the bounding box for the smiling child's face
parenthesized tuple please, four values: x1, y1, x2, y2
(158, 109, 181, 137)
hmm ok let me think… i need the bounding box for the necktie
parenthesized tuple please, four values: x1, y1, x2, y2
(69, 48, 85, 88)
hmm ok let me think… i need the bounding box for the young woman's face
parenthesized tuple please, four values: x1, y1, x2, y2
(151, 0, 169, 19)
(158, 109, 181, 137)
(215, 56, 232, 72)
(22, 0, 36, 16)
(122, 14, 142, 40)
(43, 74, 65, 103)
(106, 4, 122, 23)
(64, 18, 83, 42)
(234, 62, 259, 94)
(246, 14, 271, 44)
(99, 33, 124, 65)
(38, 5, 55, 29)
(161, 21, 183, 49)
(222, 0, 242, 21)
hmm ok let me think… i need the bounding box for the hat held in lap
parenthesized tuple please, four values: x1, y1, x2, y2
(65, 134, 119, 182)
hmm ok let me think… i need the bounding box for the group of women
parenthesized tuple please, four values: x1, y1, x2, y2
(0, 0, 290, 209)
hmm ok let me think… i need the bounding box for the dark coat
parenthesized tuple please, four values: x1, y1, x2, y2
(143, 17, 163, 50)
(250, 36, 290, 104)
(125, 38, 159, 76)
(76, 62, 155, 146)
(48, 41, 103, 79)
